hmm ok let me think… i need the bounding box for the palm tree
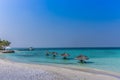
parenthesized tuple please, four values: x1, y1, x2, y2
(75, 54, 89, 63)
(1, 40, 11, 50)
(61, 53, 70, 59)
(0, 40, 11, 50)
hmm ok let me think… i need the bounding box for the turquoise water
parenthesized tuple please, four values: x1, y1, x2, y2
(1, 48, 120, 73)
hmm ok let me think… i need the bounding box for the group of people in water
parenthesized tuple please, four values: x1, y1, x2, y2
(45, 51, 89, 63)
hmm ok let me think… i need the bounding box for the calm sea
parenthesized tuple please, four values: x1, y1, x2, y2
(1, 48, 120, 73)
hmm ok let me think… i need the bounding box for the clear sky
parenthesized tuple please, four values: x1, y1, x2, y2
(0, 0, 120, 47)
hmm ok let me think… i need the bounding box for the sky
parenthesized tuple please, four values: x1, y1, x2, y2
(0, 0, 120, 47)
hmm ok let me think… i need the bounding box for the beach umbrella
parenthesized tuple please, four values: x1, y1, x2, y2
(61, 53, 70, 59)
(75, 54, 89, 63)
(52, 52, 58, 57)
(45, 50, 50, 56)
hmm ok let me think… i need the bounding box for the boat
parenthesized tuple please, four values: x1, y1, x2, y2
(29, 47, 34, 51)
(2, 50, 15, 53)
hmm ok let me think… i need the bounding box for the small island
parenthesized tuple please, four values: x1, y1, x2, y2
(0, 39, 14, 53)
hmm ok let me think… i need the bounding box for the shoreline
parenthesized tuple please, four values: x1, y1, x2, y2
(0, 58, 119, 80)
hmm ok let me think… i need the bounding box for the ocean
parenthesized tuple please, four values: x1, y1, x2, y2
(1, 48, 120, 73)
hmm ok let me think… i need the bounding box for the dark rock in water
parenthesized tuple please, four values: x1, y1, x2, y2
(2, 50, 15, 53)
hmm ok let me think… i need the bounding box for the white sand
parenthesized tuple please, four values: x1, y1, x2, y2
(0, 59, 119, 80)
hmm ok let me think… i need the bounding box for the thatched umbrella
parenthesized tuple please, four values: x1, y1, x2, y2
(45, 50, 50, 56)
(61, 53, 70, 59)
(52, 52, 58, 57)
(75, 54, 89, 63)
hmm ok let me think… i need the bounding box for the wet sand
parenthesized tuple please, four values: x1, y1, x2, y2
(0, 59, 119, 80)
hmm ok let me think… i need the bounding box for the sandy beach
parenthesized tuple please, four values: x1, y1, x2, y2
(0, 59, 119, 80)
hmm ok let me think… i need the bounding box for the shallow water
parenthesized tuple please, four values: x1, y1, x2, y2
(1, 48, 120, 73)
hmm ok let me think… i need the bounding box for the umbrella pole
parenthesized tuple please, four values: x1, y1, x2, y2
(46, 53, 49, 56)
(63, 57, 67, 59)
(80, 60, 84, 63)
(53, 55, 56, 57)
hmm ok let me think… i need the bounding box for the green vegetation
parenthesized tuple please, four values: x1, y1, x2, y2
(0, 39, 11, 50)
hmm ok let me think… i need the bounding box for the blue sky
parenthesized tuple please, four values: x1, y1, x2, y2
(0, 0, 120, 47)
